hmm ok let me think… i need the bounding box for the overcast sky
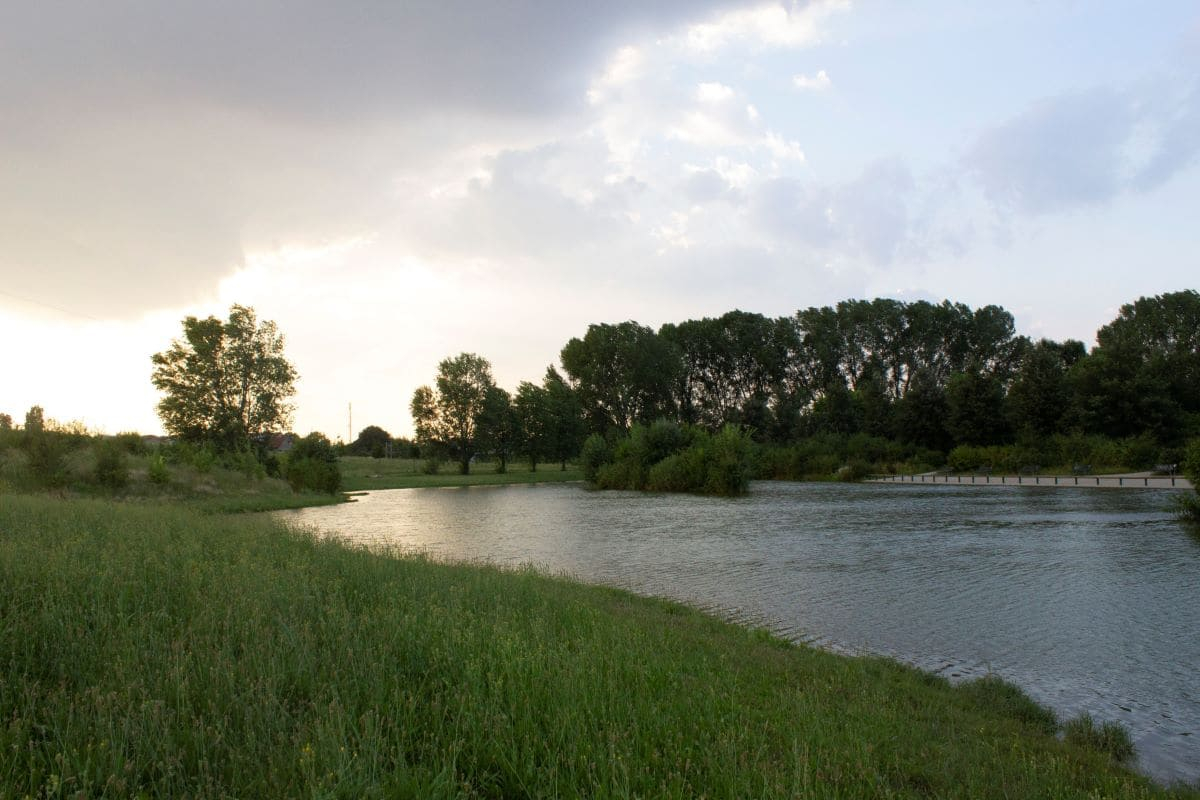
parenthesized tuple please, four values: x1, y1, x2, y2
(3, 1, 1198, 439)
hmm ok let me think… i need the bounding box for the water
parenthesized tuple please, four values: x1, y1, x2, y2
(279, 481, 1200, 784)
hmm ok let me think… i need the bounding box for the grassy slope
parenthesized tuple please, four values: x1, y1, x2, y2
(1, 497, 1195, 799)
(340, 455, 582, 491)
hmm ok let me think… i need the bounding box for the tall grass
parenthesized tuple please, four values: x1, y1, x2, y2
(1, 496, 1193, 798)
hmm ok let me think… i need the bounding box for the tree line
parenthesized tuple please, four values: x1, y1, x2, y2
(403, 290, 1197, 483)
(557, 292, 1200, 457)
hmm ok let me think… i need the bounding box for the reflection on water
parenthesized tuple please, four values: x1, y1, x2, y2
(279, 481, 1200, 784)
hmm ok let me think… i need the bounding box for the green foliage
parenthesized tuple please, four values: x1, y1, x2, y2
(514, 380, 549, 470)
(23, 429, 66, 488)
(579, 433, 610, 483)
(1063, 714, 1136, 764)
(151, 304, 297, 451)
(24, 404, 45, 435)
(411, 353, 495, 475)
(349, 425, 392, 458)
(114, 431, 148, 454)
(192, 445, 216, 474)
(1178, 439, 1200, 522)
(421, 454, 444, 475)
(476, 386, 518, 473)
(586, 421, 753, 495)
(285, 433, 343, 494)
(147, 454, 171, 485)
(560, 321, 678, 433)
(93, 440, 129, 490)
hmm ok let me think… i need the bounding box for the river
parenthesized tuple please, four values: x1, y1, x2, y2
(278, 481, 1200, 784)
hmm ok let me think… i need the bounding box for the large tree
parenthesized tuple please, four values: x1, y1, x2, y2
(151, 305, 297, 450)
(410, 353, 495, 474)
(560, 321, 678, 434)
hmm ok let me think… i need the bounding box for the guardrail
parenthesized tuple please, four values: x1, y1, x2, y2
(868, 474, 1193, 489)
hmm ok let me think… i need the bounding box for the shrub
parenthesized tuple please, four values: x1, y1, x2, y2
(421, 455, 444, 475)
(836, 459, 872, 482)
(25, 432, 66, 488)
(580, 433, 611, 483)
(94, 440, 129, 490)
(704, 425, 751, 495)
(114, 432, 148, 455)
(192, 446, 216, 474)
(147, 455, 171, 485)
(285, 433, 343, 494)
(646, 449, 707, 493)
(1063, 713, 1135, 764)
(1121, 434, 1160, 471)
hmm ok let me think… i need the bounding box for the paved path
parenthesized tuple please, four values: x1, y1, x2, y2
(867, 471, 1194, 490)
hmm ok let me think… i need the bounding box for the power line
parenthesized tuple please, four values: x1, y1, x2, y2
(0, 288, 105, 322)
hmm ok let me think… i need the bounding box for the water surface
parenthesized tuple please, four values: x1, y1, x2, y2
(280, 481, 1200, 784)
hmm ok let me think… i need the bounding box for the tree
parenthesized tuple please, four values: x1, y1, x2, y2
(543, 366, 586, 470)
(24, 405, 44, 435)
(1007, 340, 1072, 437)
(945, 368, 1008, 446)
(350, 425, 392, 458)
(151, 305, 297, 450)
(285, 432, 342, 494)
(560, 321, 678, 434)
(514, 381, 550, 471)
(477, 387, 518, 473)
(410, 353, 495, 474)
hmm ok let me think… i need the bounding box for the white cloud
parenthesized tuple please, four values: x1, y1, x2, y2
(793, 69, 832, 91)
(682, 0, 850, 53)
(696, 81, 736, 103)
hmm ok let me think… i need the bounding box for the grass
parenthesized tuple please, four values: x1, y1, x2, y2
(340, 455, 582, 491)
(0, 442, 344, 512)
(2, 496, 1196, 798)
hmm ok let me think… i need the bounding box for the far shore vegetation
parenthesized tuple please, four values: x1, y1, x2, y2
(3, 495, 1195, 799)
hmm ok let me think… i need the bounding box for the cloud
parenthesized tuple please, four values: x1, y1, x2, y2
(681, 0, 850, 53)
(749, 158, 915, 264)
(0, 1, 742, 317)
(966, 77, 1200, 215)
(793, 69, 832, 91)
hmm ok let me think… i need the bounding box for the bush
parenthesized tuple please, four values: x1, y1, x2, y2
(25, 433, 67, 488)
(836, 459, 872, 482)
(192, 446, 216, 474)
(704, 425, 751, 495)
(114, 432, 148, 455)
(285, 433, 343, 494)
(588, 423, 753, 496)
(580, 433, 611, 483)
(94, 440, 129, 490)
(421, 455, 443, 475)
(147, 455, 171, 485)
(1063, 713, 1135, 764)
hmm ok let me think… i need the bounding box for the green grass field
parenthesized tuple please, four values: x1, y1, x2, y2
(340, 455, 582, 491)
(2, 495, 1194, 798)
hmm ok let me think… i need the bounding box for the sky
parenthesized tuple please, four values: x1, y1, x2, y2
(2, 1, 1198, 439)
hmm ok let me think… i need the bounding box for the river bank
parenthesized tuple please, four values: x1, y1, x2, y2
(3, 494, 1194, 797)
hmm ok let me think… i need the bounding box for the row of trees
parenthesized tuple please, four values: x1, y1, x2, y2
(410, 355, 585, 474)
(145, 293, 1198, 485)
(556, 292, 1200, 453)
